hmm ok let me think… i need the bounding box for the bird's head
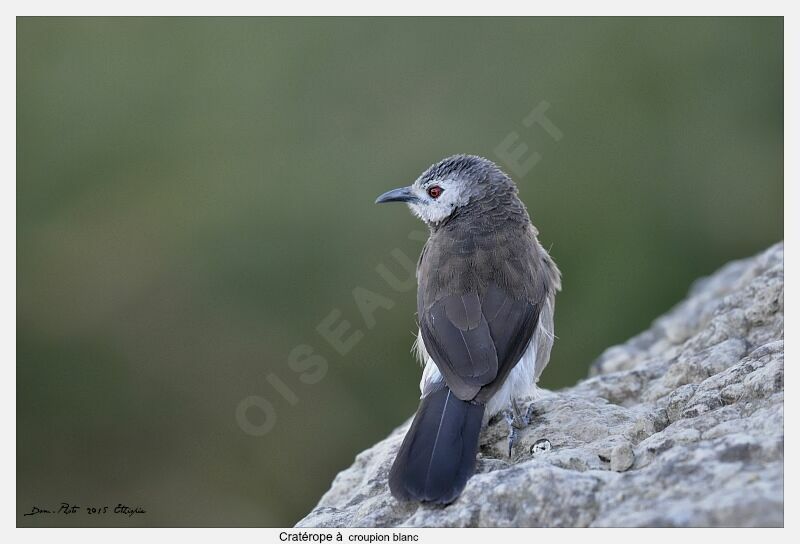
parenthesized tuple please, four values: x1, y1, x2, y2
(375, 154, 521, 227)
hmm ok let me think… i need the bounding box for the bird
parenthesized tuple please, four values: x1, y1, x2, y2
(374, 154, 561, 505)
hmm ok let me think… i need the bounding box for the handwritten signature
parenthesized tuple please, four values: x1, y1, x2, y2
(23, 503, 146, 518)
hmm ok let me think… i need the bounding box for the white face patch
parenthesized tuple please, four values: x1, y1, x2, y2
(407, 178, 470, 225)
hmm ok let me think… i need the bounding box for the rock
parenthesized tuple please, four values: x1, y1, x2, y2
(296, 243, 784, 528)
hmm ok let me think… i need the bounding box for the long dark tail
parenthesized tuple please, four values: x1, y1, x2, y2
(389, 386, 485, 504)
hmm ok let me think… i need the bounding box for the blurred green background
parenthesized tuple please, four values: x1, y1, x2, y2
(17, 17, 782, 527)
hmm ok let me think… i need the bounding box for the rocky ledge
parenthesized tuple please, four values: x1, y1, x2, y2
(297, 243, 784, 527)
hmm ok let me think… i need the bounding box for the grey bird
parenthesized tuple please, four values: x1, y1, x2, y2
(375, 154, 561, 504)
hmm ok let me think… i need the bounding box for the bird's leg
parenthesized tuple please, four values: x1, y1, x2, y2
(502, 410, 518, 458)
(504, 399, 539, 457)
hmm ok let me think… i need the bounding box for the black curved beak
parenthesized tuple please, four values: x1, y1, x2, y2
(375, 186, 419, 204)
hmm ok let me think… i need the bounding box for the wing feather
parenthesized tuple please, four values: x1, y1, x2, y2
(419, 282, 540, 402)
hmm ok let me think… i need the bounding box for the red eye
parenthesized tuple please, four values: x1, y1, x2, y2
(427, 186, 443, 199)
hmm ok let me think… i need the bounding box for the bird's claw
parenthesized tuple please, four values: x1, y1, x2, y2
(510, 400, 522, 425)
(503, 410, 518, 458)
(504, 401, 536, 458)
(519, 400, 537, 427)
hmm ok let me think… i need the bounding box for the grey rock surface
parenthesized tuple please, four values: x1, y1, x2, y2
(297, 243, 784, 527)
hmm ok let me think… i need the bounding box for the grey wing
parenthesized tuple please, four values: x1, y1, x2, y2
(419, 282, 541, 402)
